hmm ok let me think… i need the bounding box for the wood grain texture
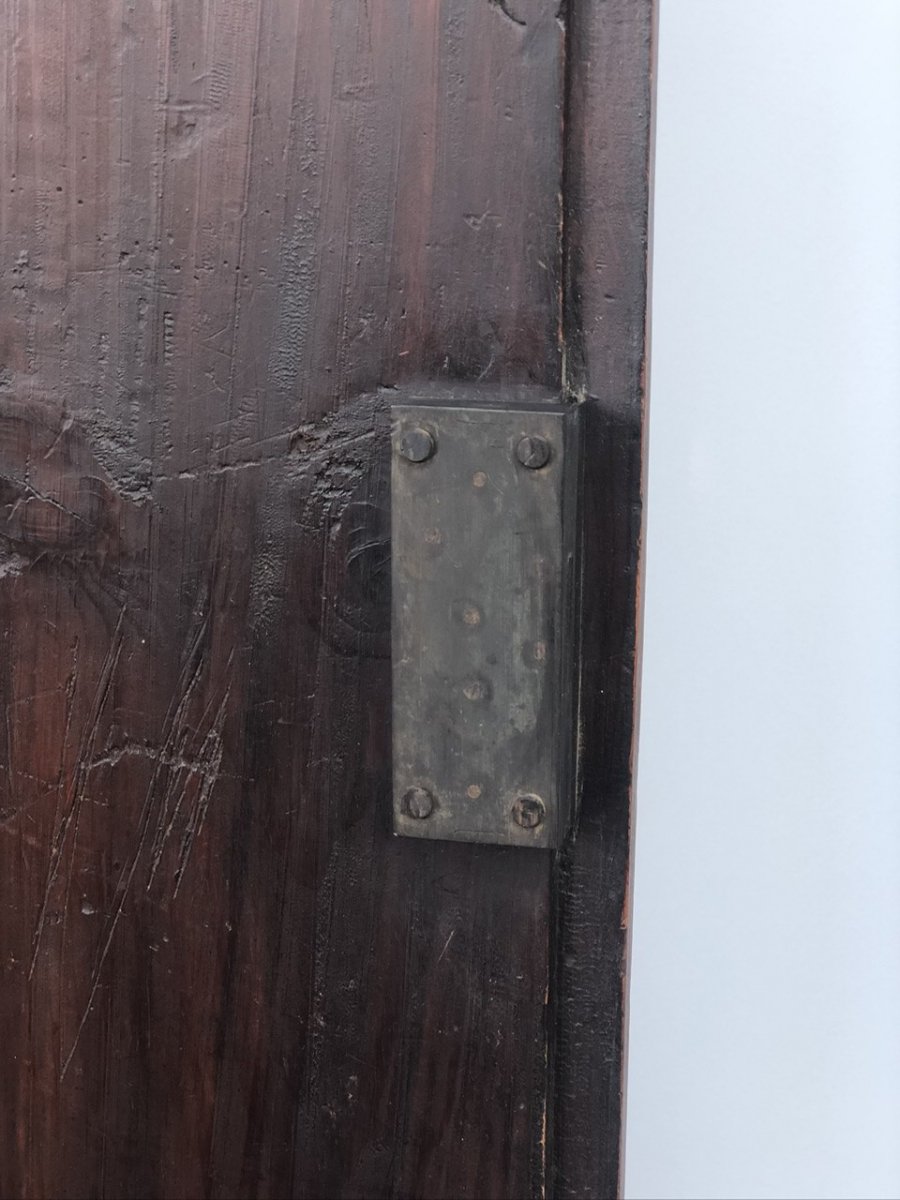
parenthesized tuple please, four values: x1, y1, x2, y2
(551, 2, 656, 1197)
(0, 2, 565, 1197)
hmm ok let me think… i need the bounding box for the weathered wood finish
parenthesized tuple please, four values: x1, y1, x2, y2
(0, 1, 653, 1197)
(553, 3, 656, 1196)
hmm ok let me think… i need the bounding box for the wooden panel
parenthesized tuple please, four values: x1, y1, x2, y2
(0, 2, 564, 1197)
(552, 2, 656, 1197)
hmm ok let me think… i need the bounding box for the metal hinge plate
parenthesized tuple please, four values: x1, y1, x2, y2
(391, 394, 581, 848)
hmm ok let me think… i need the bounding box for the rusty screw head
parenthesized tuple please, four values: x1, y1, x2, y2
(398, 427, 436, 463)
(515, 435, 551, 470)
(403, 786, 435, 819)
(511, 794, 545, 830)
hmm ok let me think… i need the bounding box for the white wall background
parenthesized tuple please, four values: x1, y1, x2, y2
(626, 3, 900, 1197)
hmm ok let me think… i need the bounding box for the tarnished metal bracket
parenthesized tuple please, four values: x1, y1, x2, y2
(391, 394, 582, 848)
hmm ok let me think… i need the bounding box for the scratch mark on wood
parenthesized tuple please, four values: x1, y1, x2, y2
(29, 610, 125, 979)
(173, 676, 231, 896)
(61, 613, 232, 1079)
(145, 614, 211, 886)
(61, 613, 206, 1076)
(87, 743, 219, 775)
(437, 929, 456, 964)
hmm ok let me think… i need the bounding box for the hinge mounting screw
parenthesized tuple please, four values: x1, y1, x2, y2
(511, 794, 545, 829)
(515, 435, 551, 469)
(398, 428, 436, 463)
(403, 786, 435, 819)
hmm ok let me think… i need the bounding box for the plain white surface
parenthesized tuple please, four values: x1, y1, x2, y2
(625, 3, 900, 1198)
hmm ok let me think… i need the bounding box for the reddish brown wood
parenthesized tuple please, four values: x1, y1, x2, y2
(0, 3, 563, 1197)
(552, 2, 656, 1196)
(0, 1, 653, 1197)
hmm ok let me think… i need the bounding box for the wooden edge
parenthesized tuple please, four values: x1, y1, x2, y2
(550, 1, 657, 1197)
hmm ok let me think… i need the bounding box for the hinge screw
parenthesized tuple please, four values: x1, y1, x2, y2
(403, 786, 435, 819)
(515, 435, 551, 469)
(511, 794, 545, 830)
(398, 428, 436, 463)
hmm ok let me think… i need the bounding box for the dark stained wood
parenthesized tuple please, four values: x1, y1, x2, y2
(551, 2, 656, 1197)
(0, 0, 654, 1197)
(0, 3, 563, 1197)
